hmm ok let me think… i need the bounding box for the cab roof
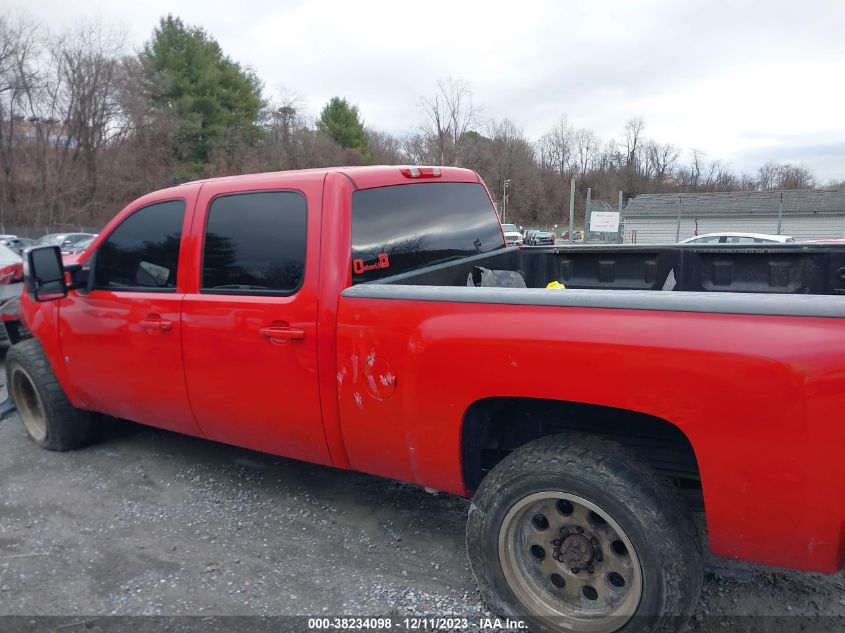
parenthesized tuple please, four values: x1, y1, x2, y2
(180, 165, 481, 191)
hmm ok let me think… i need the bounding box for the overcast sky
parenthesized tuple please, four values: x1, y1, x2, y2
(15, 0, 845, 182)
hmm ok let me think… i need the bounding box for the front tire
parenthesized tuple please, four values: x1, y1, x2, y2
(6, 339, 99, 451)
(466, 433, 702, 633)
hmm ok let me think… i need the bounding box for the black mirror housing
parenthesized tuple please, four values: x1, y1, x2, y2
(24, 245, 68, 302)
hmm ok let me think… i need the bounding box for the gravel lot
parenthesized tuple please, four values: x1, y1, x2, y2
(0, 354, 843, 632)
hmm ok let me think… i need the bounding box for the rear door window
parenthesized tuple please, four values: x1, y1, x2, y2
(201, 191, 307, 295)
(351, 182, 504, 283)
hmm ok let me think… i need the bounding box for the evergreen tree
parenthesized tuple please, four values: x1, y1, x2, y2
(317, 97, 370, 160)
(142, 15, 263, 177)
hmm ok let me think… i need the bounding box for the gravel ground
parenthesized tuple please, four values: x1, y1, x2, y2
(0, 357, 843, 632)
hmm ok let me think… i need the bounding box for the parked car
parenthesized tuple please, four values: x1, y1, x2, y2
(61, 234, 97, 255)
(60, 233, 97, 252)
(679, 232, 794, 244)
(32, 233, 70, 247)
(8, 165, 845, 633)
(527, 229, 555, 246)
(0, 243, 23, 346)
(3, 237, 34, 255)
(33, 232, 96, 250)
(500, 223, 523, 246)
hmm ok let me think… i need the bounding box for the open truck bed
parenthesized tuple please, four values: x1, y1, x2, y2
(371, 242, 845, 295)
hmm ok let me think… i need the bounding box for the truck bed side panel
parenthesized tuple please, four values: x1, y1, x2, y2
(335, 293, 845, 573)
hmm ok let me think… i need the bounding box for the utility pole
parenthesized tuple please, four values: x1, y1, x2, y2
(502, 179, 511, 223)
(568, 178, 576, 243)
(586, 187, 592, 237)
(675, 195, 683, 242)
(618, 190, 624, 244)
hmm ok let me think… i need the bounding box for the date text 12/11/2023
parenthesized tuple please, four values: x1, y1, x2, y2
(307, 617, 528, 630)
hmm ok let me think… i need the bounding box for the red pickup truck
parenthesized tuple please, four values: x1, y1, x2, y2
(7, 166, 845, 633)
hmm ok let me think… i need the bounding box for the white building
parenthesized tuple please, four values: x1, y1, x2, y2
(622, 189, 845, 244)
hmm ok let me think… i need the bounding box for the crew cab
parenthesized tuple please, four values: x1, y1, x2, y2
(8, 166, 845, 633)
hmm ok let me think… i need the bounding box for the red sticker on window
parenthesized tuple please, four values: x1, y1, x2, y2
(353, 253, 390, 275)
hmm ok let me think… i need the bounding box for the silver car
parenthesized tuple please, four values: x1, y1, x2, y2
(679, 232, 795, 244)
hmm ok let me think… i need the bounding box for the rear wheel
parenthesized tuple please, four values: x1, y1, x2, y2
(6, 338, 99, 450)
(466, 433, 702, 633)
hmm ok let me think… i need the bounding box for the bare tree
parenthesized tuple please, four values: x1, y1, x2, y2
(623, 117, 645, 168)
(419, 78, 478, 166)
(757, 161, 779, 191)
(54, 20, 127, 221)
(262, 88, 309, 169)
(757, 161, 814, 190)
(366, 128, 406, 164)
(0, 14, 42, 227)
(574, 128, 598, 179)
(644, 141, 679, 183)
(537, 115, 575, 176)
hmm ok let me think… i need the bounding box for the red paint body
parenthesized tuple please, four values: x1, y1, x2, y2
(18, 166, 845, 575)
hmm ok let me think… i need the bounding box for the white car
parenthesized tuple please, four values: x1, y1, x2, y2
(0, 243, 23, 347)
(501, 223, 524, 246)
(679, 232, 795, 244)
(0, 242, 23, 301)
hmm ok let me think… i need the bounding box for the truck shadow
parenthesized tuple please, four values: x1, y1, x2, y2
(96, 416, 471, 547)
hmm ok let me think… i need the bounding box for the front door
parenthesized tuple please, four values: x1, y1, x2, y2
(180, 183, 330, 465)
(58, 197, 201, 435)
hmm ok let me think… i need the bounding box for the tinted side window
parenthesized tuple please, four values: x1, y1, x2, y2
(351, 182, 504, 283)
(202, 191, 306, 295)
(95, 200, 185, 290)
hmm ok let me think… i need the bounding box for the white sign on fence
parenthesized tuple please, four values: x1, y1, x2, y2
(589, 211, 620, 233)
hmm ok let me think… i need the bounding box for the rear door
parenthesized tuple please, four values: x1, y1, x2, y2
(180, 179, 331, 465)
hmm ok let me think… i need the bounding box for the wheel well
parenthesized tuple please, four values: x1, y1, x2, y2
(461, 397, 703, 507)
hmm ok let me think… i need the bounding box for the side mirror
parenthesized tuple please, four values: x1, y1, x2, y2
(24, 246, 67, 302)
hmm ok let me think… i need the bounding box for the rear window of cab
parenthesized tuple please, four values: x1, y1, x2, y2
(350, 182, 504, 284)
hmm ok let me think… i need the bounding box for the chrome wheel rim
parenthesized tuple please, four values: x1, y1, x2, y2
(498, 491, 643, 633)
(9, 366, 47, 442)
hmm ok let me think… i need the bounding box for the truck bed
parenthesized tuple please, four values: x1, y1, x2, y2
(369, 243, 845, 295)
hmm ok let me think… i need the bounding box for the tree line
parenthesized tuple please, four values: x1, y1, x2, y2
(0, 12, 833, 231)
